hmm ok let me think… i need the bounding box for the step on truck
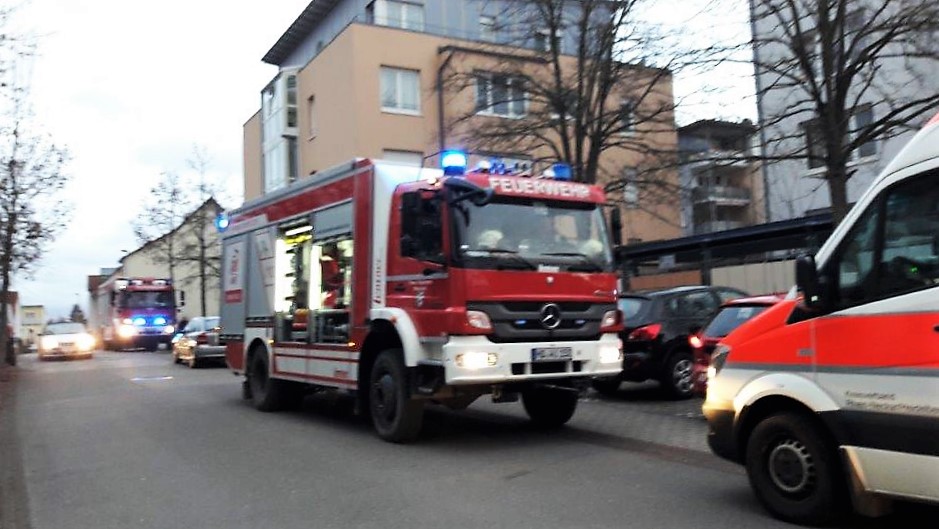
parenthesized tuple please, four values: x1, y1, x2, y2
(218, 154, 625, 442)
(704, 112, 939, 524)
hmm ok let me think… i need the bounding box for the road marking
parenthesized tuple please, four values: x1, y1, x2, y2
(130, 376, 174, 382)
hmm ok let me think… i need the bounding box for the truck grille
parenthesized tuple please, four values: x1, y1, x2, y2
(467, 301, 615, 343)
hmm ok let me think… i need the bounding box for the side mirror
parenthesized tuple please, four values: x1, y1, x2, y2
(796, 254, 825, 309)
(469, 188, 494, 207)
(610, 208, 623, 247)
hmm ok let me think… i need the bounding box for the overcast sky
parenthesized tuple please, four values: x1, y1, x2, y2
(9, 0, 754, 321)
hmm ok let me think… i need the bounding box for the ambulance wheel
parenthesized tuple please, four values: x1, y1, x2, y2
(522, 385, 578, 428)
(368, 349, 424, 443)
(248, 351, 289, 412)
(745, 412, 846, 525)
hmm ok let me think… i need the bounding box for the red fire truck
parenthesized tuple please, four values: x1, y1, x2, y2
(92, 276, 179, 351)
(219, 154, 624, 442)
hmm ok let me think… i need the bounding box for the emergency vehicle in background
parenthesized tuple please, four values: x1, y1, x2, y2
(90, 276, 179, 351)
(704, 112, 939, 524)
(219, 153, 625, 442)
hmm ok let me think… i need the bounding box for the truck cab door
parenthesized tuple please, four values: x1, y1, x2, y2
(813, 170, 939, 494)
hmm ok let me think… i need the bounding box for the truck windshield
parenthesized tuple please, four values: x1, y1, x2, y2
(119, 291, 174, 309)
(451, 197, 614, 272)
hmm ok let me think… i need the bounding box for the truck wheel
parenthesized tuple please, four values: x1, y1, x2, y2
(745, 413, 845, 525)
(591, 377, 621, 397)
(368, 349, 424, 443)
(660, 351, 694, 400)
(248, 351, 289, 412)
(522, 385, 578, 428)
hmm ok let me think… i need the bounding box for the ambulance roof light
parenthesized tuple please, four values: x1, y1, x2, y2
(441, 150, 468, 176)
(551, 163, 573, 181)
(215, 213, 230, 232)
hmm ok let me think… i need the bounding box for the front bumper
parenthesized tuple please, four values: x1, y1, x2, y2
(441, 334, 622, 385)
(194, 345, 226, 358)
(703, 401, 739, 463)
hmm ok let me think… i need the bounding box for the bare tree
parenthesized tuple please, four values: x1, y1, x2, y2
(749, 0, 939, 222)
(69, 303, 86, 324)
(0, 92, 70, 366)
(132, 171, 187, 285)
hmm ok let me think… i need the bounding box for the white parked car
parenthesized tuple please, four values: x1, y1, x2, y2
(38, 322, 96, 361)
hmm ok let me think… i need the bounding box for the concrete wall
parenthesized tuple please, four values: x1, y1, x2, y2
(630, 259, 796, 296)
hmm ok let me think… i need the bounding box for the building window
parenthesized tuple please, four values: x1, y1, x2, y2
(286, 75, 298, 128)
(382, 149, 423, 166)
(376, 0, 424, 31)
(475, 72, 526, 118)
(853, 104, 876, 158)
(619, 99, 636, 134)
(480, 15, 495, 42)
(533, 28, 562, 53)
(380, 67, 421, 114)
(802, 118, 825, 169)
(623, 168, 639, 208)
(307, 96, 317, 139)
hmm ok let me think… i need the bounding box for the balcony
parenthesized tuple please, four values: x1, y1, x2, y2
(692, 185, 751, 206)
(694, 220, 746, 234)
(684, 149, 752, 169)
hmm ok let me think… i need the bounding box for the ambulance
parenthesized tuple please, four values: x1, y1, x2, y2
(704, 113, 939, 524)
(218, 154, 624, 442)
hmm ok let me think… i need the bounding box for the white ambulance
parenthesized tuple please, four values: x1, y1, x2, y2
(704, 112, 939, 524)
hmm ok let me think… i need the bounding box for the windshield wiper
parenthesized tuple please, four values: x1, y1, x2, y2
(475, 248, 537, 270)
(540, 252, 604, 272)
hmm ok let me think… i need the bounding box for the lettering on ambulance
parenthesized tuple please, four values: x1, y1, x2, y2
(488, 177, 591, 199)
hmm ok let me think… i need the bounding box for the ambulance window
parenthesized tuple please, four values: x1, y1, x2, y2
(877, 175, 939, 298)
(836, 204, 879, 308)
(400, 192, 443, 263)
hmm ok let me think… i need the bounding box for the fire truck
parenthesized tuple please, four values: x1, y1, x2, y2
(219, 154, 625, 442)
(92, 276, 179, 351)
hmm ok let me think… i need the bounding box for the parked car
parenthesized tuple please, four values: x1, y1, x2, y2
(592, 285, 748, 398)
(689, 294, 786, 397)
(172, 316, 224, 368)
(38, 322, 96, 361)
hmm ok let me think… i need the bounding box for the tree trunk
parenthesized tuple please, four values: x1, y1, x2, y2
(827, 164, 851, 225)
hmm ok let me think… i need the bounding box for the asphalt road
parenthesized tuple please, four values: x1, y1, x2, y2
(1, 351, 935, 529)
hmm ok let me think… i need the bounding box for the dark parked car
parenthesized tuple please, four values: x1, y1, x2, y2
(172, 316, 224, 368)
(689, 294, 785, 397)
(592, 285, 748, 399)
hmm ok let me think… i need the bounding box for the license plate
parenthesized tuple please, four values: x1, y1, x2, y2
(531, 347, 573, 362)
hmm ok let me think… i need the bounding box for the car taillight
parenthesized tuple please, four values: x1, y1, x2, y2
(196, 333, 208, 344)
(600, 309, 623, 332)
(628, 323, 661, 341)
(689, 334, 703, 349)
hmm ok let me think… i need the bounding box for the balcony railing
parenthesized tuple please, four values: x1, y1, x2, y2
(694, 220, 746, 234)
(692, 185, 751, 205)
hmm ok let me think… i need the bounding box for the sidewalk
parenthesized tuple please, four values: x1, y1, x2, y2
(0, 365, 31, 529)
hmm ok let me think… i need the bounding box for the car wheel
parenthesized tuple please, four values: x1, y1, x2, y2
(745, 413, 846, 525)
(522, 385, 578, 428)
(591, 377, 621, 397)
(247, 350, 290, 412)
(368, 349, 424, 443)
(661, 351, 694, 399)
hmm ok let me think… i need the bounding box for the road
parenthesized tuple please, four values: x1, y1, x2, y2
(0, 351, 934, 529)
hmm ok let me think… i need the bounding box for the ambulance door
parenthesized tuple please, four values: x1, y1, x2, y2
(814, 170, 939, 497)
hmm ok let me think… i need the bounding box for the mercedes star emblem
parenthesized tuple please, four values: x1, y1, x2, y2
(540, 303, 562, 330)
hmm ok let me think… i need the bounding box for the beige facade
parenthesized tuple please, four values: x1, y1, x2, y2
(20, 304, 45, 345)
(245, 23, 681, 243)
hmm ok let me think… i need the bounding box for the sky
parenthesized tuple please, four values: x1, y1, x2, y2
(7, 0, 755, 321)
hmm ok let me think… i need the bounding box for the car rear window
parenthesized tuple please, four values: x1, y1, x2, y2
(703, 305, 770, 337)
(618, 297, 650, 321)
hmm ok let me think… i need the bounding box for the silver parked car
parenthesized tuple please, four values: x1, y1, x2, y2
(171, 316, 224, 368)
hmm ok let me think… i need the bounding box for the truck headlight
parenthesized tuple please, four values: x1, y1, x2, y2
(708, 344, 731, 380)
(41, 336, 58, 350)
(599, 343, 623, 364)
(466, 310, 492, 330)
(118, 325, 137, 338)
(163, 325, 175, 334)
(455, 352, 498, 369)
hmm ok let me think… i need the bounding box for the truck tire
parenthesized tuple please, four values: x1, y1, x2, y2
(745, 412, 846, 526)
(368, 349, 424, 443)
(248, 351, 290, 412)
(660, 351, 694, 400)
(522, 385, 578, 428)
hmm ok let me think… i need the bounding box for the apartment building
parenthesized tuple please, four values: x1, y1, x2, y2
(678, 120, 765, 235)
(244, 0, 682, 243)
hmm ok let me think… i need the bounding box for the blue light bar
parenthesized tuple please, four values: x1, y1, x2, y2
(132, 317, 147, 326)
(153, 316, 167, 326)
(215, 213, 230, 232)
(441, 150, 468, 176)
(552, 163, 573, 181)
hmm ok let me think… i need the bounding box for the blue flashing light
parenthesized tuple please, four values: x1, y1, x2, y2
(441, 150, 468, 176)
(153, 316, 167, 326)
(215, 213, 230, 232)
(552, 163, 573, 181)
(132, 317, 147, 327)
